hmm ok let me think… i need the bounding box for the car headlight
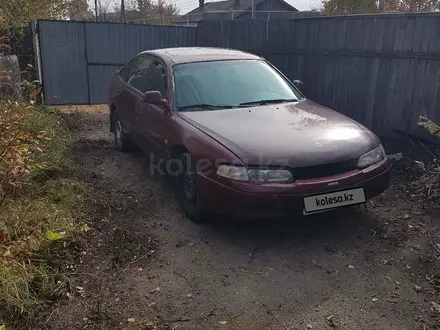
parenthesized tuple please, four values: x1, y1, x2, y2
(217, 165, 293, 182)
(358, 145, 385, 168)
(216, 165, 249, 181)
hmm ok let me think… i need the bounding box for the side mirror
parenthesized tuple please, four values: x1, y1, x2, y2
(293, 80, 304, 90)
(143, 91, 165, 105)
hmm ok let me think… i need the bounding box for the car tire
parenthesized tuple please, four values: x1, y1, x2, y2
(176, 153, 207, 223)
(112, 111, 133, 152)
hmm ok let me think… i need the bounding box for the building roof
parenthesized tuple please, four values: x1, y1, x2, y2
(141, 47, 261, 64)
(175, 0, 298, 23)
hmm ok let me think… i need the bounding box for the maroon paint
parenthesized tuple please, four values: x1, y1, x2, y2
(108, 47, 391, 218)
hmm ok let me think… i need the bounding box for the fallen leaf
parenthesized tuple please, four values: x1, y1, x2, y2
(127, 318, 136, 323)
(80, 224, 90, 232)
(141, 321, 154, 329)
(46, 230, 64, 241)
(431, 301, 440, 314)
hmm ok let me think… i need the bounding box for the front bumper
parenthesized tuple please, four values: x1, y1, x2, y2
(196, 159, 391, 219)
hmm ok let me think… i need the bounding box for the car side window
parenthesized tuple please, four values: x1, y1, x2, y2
(124, 56, 165, 96)
(147, 60, 167, 97)
(126, 56, 153, 91)
(119, 57, 139, 82)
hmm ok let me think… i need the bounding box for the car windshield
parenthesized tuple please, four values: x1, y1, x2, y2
(173, 59, 302, 110)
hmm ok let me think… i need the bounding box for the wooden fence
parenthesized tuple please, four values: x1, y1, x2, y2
(197, 13, 440, 144)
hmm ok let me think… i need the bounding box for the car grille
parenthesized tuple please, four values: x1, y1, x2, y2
(293, 159, 359, 180)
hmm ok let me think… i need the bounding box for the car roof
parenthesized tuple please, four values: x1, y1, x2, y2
(139, 47, 261, 64)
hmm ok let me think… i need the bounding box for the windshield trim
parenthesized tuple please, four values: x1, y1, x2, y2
(170, 59, 306, 111)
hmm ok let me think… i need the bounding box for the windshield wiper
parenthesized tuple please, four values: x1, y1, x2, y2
(178, 104, 234, 111)
(239, 98, 298, 106)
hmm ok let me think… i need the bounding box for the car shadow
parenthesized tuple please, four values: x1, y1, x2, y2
(205, 206, 379, 247)
(132, 150, 382, 252)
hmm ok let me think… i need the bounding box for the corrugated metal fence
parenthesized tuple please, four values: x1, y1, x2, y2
(36, 14, 440, 142)
(37, 20, 196, 105)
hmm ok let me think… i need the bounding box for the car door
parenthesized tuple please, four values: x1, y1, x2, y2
(116, 55, 152, 138)
(123, 55, 159, 151)
(132, 56, 171, 159)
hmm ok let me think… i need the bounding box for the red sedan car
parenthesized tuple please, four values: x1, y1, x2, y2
(108, 47, 391, 222)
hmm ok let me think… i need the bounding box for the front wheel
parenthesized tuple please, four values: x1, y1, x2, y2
(112, 112, 133, 152)
(176, 153, 207, 223)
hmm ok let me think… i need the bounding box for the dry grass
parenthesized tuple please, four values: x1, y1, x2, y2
(414, 115, 440, 201)
(56, 104, 108, 114)
(0, 102, 90, 329)
(409, 160, 440, 201)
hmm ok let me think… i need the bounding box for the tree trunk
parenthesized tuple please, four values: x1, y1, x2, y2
(378, 0, 385, 11)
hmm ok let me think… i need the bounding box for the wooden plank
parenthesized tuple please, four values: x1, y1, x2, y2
(381, 58, 412, 136)
(393, 16, 416, 53)
(428, 16, 440, 54)
(363, 58, 380, 129)
(371, 58, 392, 135)
(351, 57, 370, 123)
(413, 16, 433, 53)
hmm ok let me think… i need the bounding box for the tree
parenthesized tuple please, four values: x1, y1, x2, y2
(104, 0, 178, 25)
(96, 0, 113, 21)
(137, 0, 153, 16)
(322, 0, 378, 15)
(0, 0, 96, 29)
(67, 0, 93, 21)
(321, 0, 440, 15)
(142, 0, 179, 25)
(0, 0, 69, 29)
(389, 0, 439, 12)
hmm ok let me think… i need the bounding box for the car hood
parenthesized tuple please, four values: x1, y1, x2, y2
(178, 100, 380, 168)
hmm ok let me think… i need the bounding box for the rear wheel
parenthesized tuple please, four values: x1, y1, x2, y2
(112, 112, 133, 152)
(176, 153, 207, 223)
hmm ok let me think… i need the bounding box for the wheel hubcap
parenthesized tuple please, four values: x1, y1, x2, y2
(115, 120, 122, 146)
(183, 171, 196, 204)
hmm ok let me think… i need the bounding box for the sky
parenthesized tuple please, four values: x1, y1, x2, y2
(89, 0, 321, 16)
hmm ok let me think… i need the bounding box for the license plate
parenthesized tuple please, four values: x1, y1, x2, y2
(303, 187, 366, 215)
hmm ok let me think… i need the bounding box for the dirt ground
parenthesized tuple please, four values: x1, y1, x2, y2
(40, 106, 440, 330)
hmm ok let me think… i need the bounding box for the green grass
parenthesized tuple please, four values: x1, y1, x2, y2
(0, 103, 90, 329)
